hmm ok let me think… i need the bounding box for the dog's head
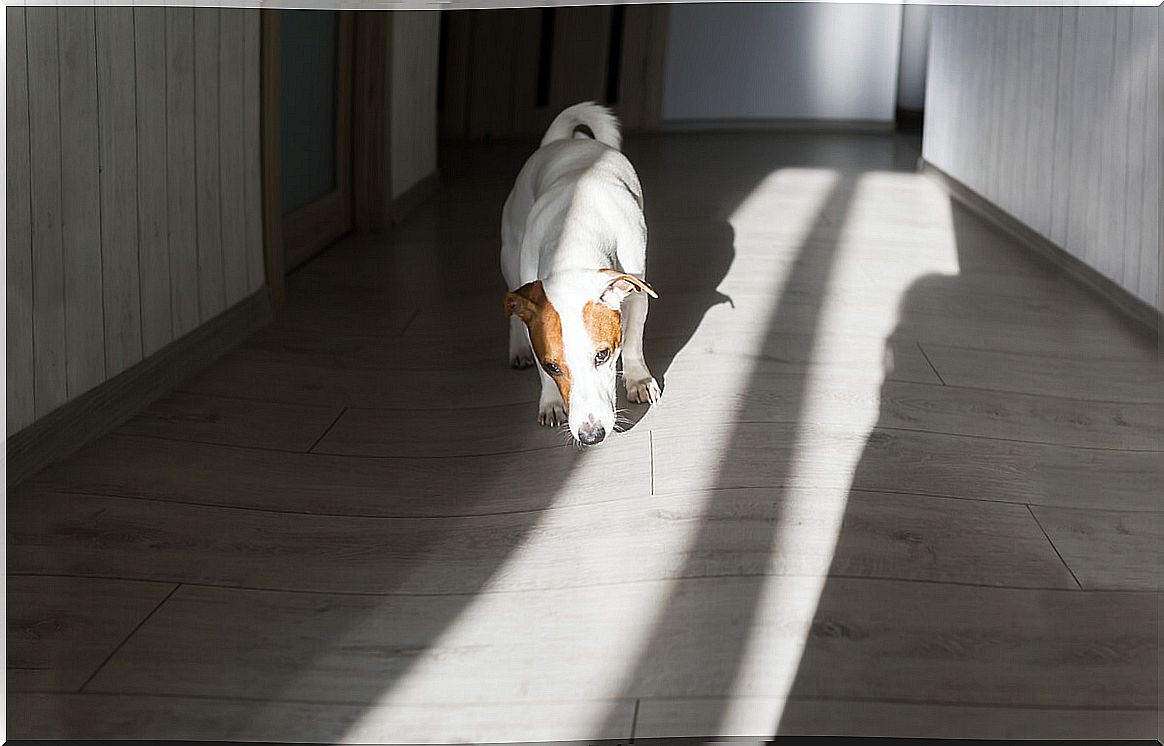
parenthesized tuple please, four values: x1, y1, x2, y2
(504, 269, 656, 446)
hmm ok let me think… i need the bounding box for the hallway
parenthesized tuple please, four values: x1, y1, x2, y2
(7, 131, 1160, 741)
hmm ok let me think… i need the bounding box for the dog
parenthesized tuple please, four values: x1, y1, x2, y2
(501, 102, 660, 446)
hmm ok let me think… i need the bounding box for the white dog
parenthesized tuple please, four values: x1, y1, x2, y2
(501, 102, 660, 446)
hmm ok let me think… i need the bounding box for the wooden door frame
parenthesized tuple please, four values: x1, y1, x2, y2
(261, 10, 390, 305)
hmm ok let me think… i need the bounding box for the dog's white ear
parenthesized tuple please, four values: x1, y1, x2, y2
(503, 280, 545, 323)
(598, 270, 657, 309)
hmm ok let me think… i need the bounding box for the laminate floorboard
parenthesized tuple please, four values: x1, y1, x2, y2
(9, 487, 1076, 594)
(10, 131, 1160, 741)
(119, 391, 343, 451)
(1029, 505, 1164, 590)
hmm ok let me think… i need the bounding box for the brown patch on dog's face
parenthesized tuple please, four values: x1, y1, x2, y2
(504, 281, 572, 406)
(583, 301, 622, 359)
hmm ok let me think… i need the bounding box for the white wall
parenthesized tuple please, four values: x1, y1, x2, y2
(6, 6, 264, 435)
(391, 11, 440, 198)
(897, 4, 931, 112)
(924, 5, 1161, 312)
(661, 3, 902, 123)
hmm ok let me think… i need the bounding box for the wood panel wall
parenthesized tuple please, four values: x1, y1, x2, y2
(7, 6, 265, 435)
(924, 5, 1161, 313)
(438, 6, 666, 141)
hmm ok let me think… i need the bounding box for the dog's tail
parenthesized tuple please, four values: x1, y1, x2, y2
(540, 101, 622, 151)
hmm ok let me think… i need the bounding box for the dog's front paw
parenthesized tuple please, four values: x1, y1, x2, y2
(625, 375, 661, 404)
(538, 401, 568, 427)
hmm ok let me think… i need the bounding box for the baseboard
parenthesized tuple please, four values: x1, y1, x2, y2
(5, 289, 274, 489)
(920, 159, 1162, 339)
(657, 118, 894, 134)
(391, 170, 441, 225)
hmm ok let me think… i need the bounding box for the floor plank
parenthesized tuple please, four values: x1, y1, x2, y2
(652, 422, 1163, 511)
(26, 432, 651, 517)
(119, 392, 343, 451)
(7, 576, 175, 692)
(921, 343, 1164, 402)
(1030, 506, 1164, 590)
(645, 369, 1164, 450)
(78, 579, 1154, 709)
(636, 697, 1156, 739)
(181, 350, 540, 408)
(8, 487, 1075, 594)
(6, 692, 637, 742)
(11, 129, 1162, 741)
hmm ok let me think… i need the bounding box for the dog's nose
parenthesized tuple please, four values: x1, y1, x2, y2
(577, 423, 606, 446)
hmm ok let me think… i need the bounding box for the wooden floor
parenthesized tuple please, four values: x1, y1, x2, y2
(8, 132, 1162, 742)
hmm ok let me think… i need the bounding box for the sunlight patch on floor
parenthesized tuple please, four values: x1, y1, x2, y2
(337, 169, 959, 742)
(719, 171, 960, 736)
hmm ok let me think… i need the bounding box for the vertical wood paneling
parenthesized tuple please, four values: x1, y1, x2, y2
(925, 6, 1161, 313)
(1049, 7, 1076, 249)
(58, 7, 107, 396)
(1122, 11, 1147, 301)
(167, 8, 200, 337)
(10, 7, 266, 437)
(551, 6, 611, 117)
(1104, 9, 1132, 285)
(1029, 9, 1060, 237)
(135, 7, 173, 357)
(96, 7, 143, 376)
(7, 8, 36, 432)
(1139, 8, 1161, 309)
(25, 7, 67, 418)
(465, 10, 518, 140)
(1010, 9, 1033, 227)
(1065, 9, 1094, 263)
(218, 9, 248, 306)
(194, 8, 225, 321)
(1082, 11, 1114, 272)
(243, 10, 264, 294)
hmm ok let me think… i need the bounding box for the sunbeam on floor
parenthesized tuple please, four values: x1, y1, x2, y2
(8, 132, 1159, 742)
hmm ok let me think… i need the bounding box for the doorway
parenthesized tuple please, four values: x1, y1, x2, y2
(278, 10, 355, 271)
(262, 10, 390, 304)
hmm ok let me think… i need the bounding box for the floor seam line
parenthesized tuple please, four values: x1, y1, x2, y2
(307, 406, 349, 453)
(916, 341, 947, 385)
(1027, 504, 1084, 590)
(77, 582, 182, 693)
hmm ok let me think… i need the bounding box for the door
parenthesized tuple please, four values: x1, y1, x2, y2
(267, 10, 355, 274)
(438, 6, 669, 141)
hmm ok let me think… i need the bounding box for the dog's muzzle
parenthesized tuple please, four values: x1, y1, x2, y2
(577, 418, 607, 446)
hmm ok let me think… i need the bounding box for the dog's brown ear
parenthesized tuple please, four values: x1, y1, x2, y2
(598, 270, 657, 309)
(503, 280, 546, 323)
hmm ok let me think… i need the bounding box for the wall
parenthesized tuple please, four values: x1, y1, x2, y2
(924, 5, 1161, 312)
(390, 11, 440, 198)
(897, 4, 931, 112)
(6, 6, 264, 435)
(661, 3, 902, 123)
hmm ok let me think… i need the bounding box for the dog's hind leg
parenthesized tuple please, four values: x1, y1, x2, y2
(509, 317, 535, 369)
(621, 291, 661, 404)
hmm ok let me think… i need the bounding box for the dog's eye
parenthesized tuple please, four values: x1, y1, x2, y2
(542, 361, 562, 376)
(594, 348, 611, 365)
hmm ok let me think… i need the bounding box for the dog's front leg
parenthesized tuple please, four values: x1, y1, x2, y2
(536, 367, 568, 427)
(508, 317, 535, 368)
(621, 291, 661, 404)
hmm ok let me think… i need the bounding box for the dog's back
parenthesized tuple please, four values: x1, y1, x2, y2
(501, 103, 645, 289)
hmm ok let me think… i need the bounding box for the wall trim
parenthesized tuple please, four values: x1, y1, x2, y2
(5, 290, 274, 489)
(657, 118, 894, 134)
(921, 159, 1162, 338)
(391, 170, 441, 225)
